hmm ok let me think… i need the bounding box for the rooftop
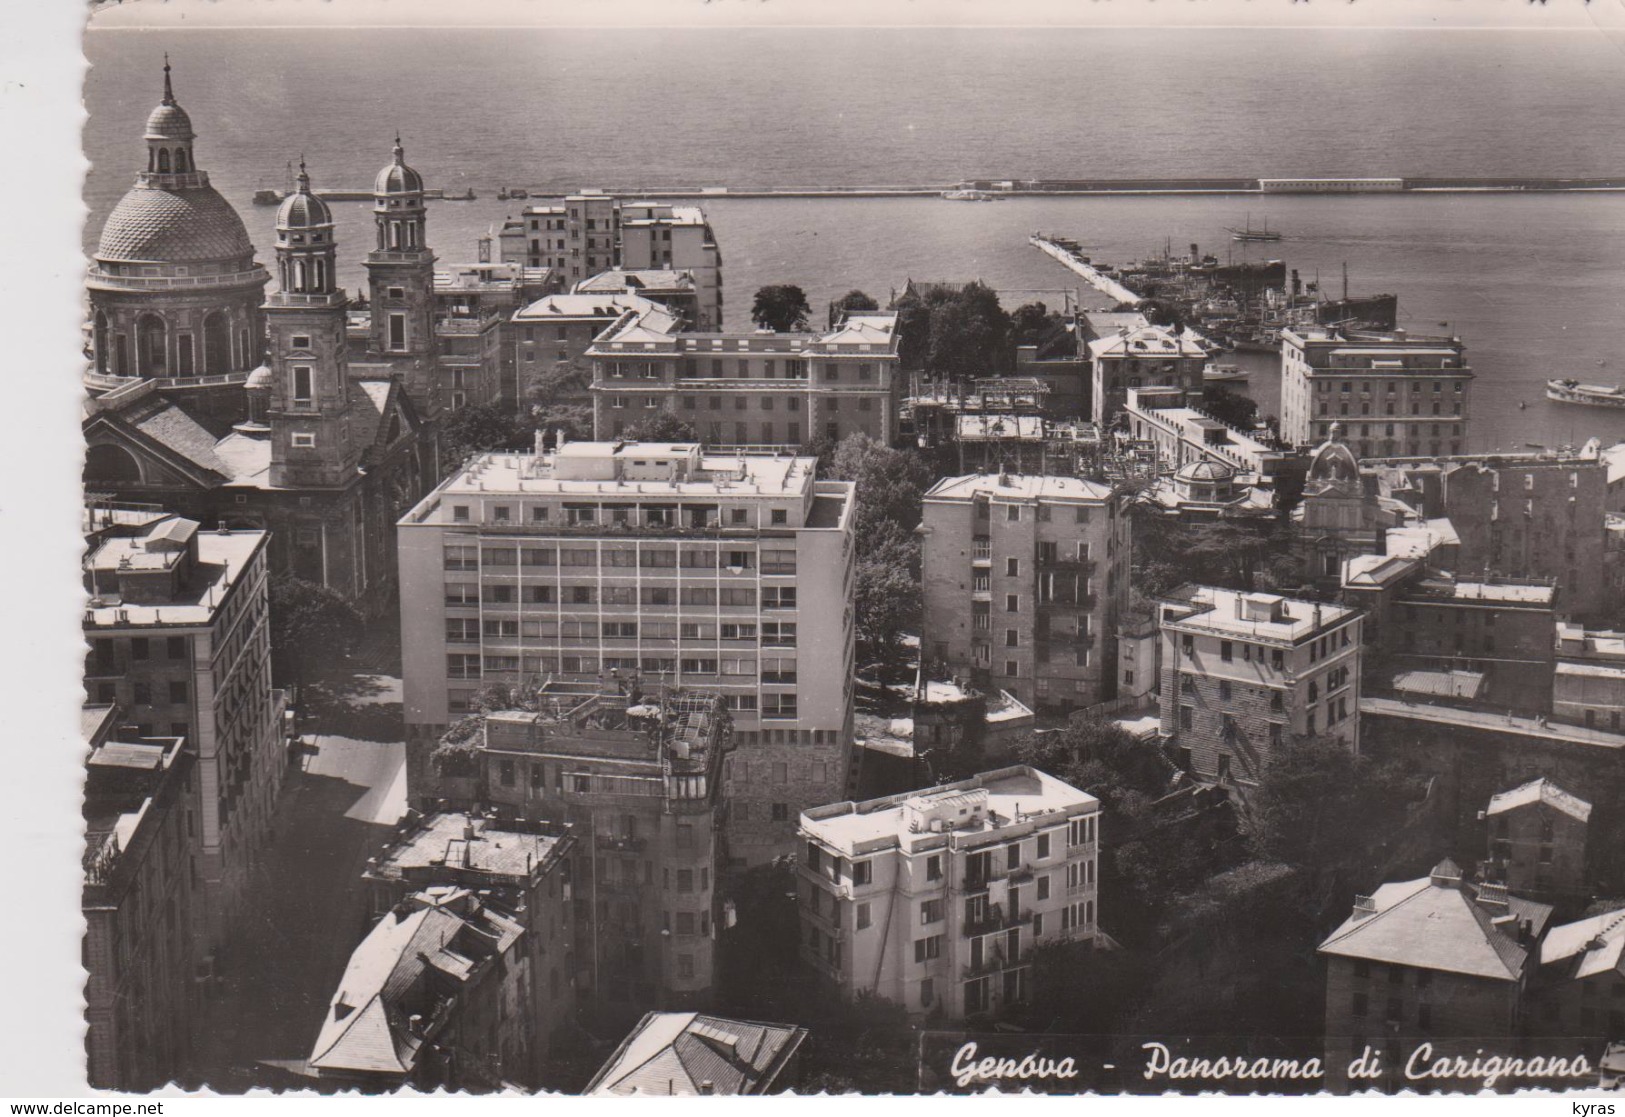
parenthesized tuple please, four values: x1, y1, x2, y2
(481, 685, 730, 774)
(1360, 696, 1625, 751)
(801, 765, 1098, 857)
(574, 269, 697, 295)
(402, 442, 832, 524)
(308, 889, 523, 1079)
(925, 471, 1116, 504)
(512, 291, 661, 323)
(1160, 585, 1357, 644)
(1318, 860, 1551, 981)
(84, 520, 266, 628)
(1486, 778, 1592, 823)
(1087, 324, 1208, 359)
(1390, 668, 1487, 701)
(367, 812, 571, 888)
(585, 1012, 807, 1097)
(1541, 907, 1625, 980)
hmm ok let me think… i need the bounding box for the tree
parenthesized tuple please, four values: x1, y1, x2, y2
(1202, 385, 1260, 431)
(1247, 733, 1429, 879)
(1010, 300, 1065, 347)
(893, 281, 1012, 376)
(267, 574, 364, 685)
(830, 289, 879, 323)
(751, 284, 812, 332)
(853, 547, 920, 667)
(620, 411, 696, 442)
(525, 358, 595, 447)
(440, 400, 528, 469)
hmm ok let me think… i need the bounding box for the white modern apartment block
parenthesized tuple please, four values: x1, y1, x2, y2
(797, 766, 1102, 1020)
(1158, 586, 1363, 788)
(398, 440, 856, 865)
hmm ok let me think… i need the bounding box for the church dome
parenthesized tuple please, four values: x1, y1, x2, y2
(1176, 460, 1234, 483)
(277, 185, 332, 230)
(144, 101, 194, 142)
(244, 364, 273, 390)
(1308, 425, 1362, 486)
(374, 139, 424, 195)
(96, 183, 256, 264)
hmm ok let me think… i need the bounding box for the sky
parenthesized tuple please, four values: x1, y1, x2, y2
(81, 0, 1625, 32)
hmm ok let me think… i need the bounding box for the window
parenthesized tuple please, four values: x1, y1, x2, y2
(1007, 557, 1020, 577)
(130, 637, 149, 661)
(1037, 833, 1051, 859)
(1006, 594, 1020, 613)
(857, 903, 872, 930)
(166, 636, 186, 660)
(1037, 876, 1051, 901)
(168, 680, 189, 704)
(926, 855, 942, 881)
(771, 803, 789, 822)
(292, 365, 313, 404)
(1220, 640, 1233, 662)
(920, 898, 944, 925)
(291, 432, 315, 448)
(852, 860, 872, 886)
(914, 935, 943, 963)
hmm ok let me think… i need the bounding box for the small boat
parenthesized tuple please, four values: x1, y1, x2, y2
(1228, 215, 1282, 242)
(252, 189, 283, 206)
(1546, 378, 1625, 409)
(1203, 362, 1251, 383)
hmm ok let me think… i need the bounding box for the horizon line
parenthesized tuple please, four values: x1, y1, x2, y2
(86, 24, 1621, 33)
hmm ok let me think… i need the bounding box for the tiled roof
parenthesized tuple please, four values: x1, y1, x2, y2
(1486, 778, 1592, 822)
(96, 183, 257, 264)
(585, 1012, 806, 1096)
(1318, 864, 1552, 981)
(1541, 907, 1625, 980)
(132, 403, 233, 479)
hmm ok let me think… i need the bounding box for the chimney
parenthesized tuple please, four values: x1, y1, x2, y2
(409, 1014, 425, 1036)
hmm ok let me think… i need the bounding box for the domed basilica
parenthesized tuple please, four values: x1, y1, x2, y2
(83, 60, 441, 612)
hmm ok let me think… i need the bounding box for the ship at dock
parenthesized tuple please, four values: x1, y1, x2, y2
(1030, 235, 1398, 353)
(1547, 378, 1625, 409)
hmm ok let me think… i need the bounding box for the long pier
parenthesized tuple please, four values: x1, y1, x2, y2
(1029, 235, 1142, 306)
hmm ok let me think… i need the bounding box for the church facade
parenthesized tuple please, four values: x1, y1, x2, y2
(82, 64, 442, 614)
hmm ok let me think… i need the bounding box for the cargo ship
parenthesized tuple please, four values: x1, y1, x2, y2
(1547, 379, 1625, 409)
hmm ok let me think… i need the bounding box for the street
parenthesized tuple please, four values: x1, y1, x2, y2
(194, 672, 408, 1090)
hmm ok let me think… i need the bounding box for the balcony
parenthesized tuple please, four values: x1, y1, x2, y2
(961, 944, 1033, 980)
(963, 901, 1035, 938)
(972, 541, 992, 565)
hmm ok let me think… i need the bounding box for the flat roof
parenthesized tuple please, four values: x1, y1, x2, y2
(802, 765, 1097, 855)
(413, 445, 818, 504)
(926, 472, 1116, 504)
(1162, 585, 1357, 643)
(84, 527, 267, 629)
(369, 812, 569, 883)
(1361, 696, 1625, 751)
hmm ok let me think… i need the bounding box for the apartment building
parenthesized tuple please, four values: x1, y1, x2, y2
(617, 203, 723, 329)
(1528, 904, 1625, 1041)
(432, 262, 556, 410)
(83, 512, 288, 953)
(1366, 444, 1608, 618)
(1280, 327, 1472, 456)
(1123, 386, 1300, 487)
(575, 269, 700, 327)
(1554, 622, 1625, 731)
(500, 196, 723, 329)
(1341, 554, 1557, 712)
(797, 766, 1103, 1020)
(360, 811, 576, 1083)
(307, 888, 532, 1091)
(512, 291, 664, 406)
(417, 685, 732, 1016)
(398, 440, 856, 865)
(82, 713, 198, 1092)
(588, 306, 903, 450)
(1158, 586, 1362, 787)
(585, 1012, 807, 1096)
(1087, 323, 1208, 427)
(1484, 778, 1591, 897)
(919, 473, 1131, 715)
(1318, 859, 1552, 1091)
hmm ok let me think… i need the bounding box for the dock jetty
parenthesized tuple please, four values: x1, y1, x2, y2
(1029, 235, 1143, 306)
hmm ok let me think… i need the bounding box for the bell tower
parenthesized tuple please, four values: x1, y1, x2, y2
(265, 162, 361, 488)
(365, 136, 438, 416)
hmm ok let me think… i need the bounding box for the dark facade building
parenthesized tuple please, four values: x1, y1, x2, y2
(584, 1012, 807, 1096)
(1484, 778, 1591, 899)
(82, 714, 198, 1092)
(420, 684, 733, 1022)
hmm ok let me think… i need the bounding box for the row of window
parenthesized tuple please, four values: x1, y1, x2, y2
(447, 583, 798, 608)
(447, 505, 790, 527)
(452, 545, 795, 572)
(1315, 379, 1465, 394)
(451, 618, 796, 643)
